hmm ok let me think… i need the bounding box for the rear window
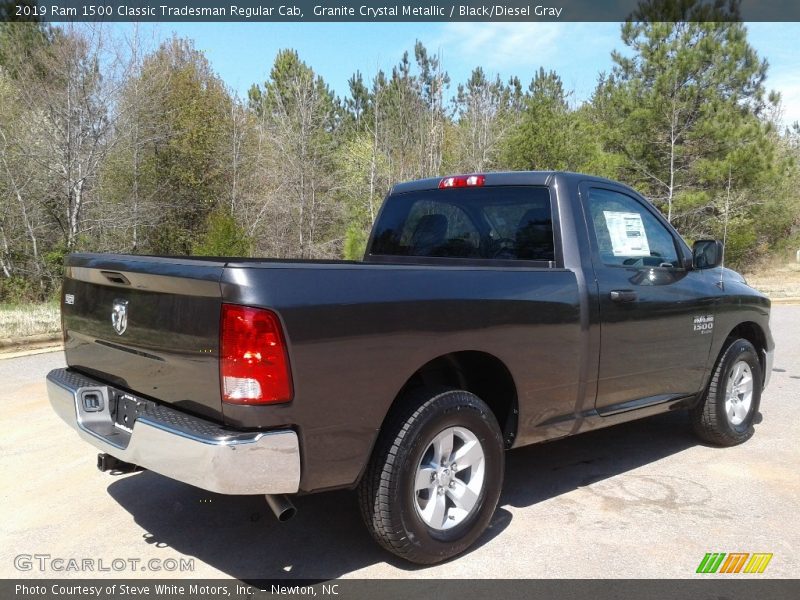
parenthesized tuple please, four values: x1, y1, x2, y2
(369, 186, 554, 262)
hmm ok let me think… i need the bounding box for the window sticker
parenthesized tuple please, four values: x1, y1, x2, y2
(603, 211, 651, 257)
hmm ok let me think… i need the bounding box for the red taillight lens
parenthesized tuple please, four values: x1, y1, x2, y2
(438, 174, 485, 189)
(220, 304, 293, 405)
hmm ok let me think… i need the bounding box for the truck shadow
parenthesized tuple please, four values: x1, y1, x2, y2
(501, 410, 706, 512)
(106, 410, 702, 579)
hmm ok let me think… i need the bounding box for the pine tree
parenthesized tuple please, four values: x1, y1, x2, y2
(592, 0, 775, 232)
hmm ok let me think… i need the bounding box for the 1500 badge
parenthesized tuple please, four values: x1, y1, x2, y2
(693, 315, 714, 334)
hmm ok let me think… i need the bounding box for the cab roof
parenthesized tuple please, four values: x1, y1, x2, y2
(390, 171, 632, 195)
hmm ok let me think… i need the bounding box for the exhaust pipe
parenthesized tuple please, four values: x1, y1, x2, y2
(265, 494, 296, 522)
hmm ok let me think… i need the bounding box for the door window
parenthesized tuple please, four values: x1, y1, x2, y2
(587, 188, 679, 268)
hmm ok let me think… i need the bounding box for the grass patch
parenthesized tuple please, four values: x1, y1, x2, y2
(745, 262, 800, 298)
(0, 302, 61, 339)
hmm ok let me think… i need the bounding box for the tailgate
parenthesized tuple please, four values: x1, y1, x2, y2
(62, 253, 226, 421)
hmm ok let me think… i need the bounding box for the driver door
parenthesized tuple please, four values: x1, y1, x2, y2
(580, 183, 717, 415)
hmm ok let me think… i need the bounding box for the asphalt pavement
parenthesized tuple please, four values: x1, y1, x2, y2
(1, 306, 798, 579)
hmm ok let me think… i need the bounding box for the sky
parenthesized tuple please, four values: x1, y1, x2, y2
(119, 21, 800, 127)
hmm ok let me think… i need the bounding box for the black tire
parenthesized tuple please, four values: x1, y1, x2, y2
(691, 338, 762, 446)
(358, 388, 504, 564)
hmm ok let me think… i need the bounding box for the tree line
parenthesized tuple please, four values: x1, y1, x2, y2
(1, 1, 799, 302)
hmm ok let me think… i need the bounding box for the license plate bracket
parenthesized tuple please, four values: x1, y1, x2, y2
(112, 393, 145, 432)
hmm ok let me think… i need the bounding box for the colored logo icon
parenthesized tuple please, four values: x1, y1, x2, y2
(696, 552, 773, 574)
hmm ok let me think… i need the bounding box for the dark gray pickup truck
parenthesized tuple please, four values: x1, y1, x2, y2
(47, 171, 773, 564)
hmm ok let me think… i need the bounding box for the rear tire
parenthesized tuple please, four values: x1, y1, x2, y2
(358, 388, 504, 564)
(691, 338, 762, 446)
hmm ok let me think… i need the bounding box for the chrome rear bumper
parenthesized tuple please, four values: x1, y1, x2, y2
(46, 368, 300, 495)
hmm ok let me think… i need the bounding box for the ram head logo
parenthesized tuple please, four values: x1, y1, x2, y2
(111, 299, 129, 335)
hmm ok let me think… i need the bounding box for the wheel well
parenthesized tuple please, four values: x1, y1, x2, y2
(726, 321, 767, 373)
(393, 351, 518, 448)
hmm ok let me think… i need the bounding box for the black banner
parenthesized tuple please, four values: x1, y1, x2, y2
(4, 579, 800, 600)
(3, 0, 800, 23)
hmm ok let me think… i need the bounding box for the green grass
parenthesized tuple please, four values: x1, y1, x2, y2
(0, 302, 61, 339)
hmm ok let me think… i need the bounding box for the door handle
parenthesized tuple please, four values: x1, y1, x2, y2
(610, 290, 638, 303)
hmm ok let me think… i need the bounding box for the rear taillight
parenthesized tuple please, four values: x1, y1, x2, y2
(439, 174, 485, 189)
(220, 304, 293, 405)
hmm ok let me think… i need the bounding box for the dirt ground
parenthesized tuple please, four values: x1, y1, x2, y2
(745, 261, 800, 298)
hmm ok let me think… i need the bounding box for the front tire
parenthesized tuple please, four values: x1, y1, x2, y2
(358, 388, 504, 564)
(691, 338, 762, 446)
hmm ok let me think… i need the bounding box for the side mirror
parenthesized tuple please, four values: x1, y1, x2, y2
(692, 239, 724, 269)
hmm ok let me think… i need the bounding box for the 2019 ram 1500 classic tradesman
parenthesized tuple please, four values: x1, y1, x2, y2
(47, 171, 773, 564)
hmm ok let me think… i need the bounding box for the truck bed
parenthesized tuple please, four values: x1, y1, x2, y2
(62, 252, 582, 491)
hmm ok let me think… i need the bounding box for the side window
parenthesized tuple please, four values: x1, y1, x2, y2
(587, 188, 679, 268)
